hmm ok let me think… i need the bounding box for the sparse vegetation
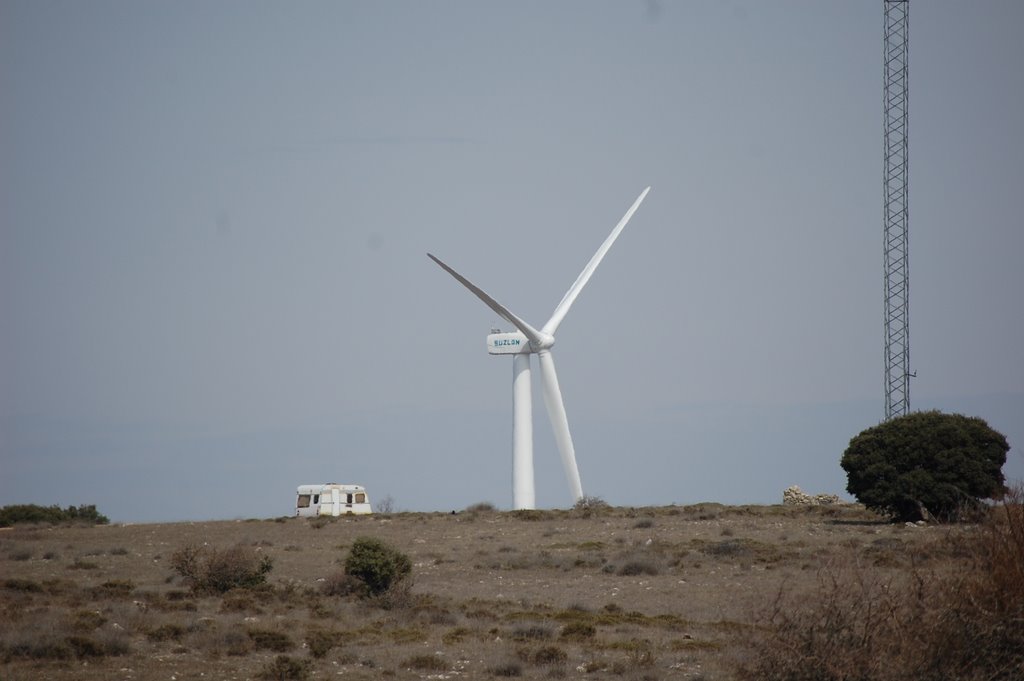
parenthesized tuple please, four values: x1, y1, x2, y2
(4, 499, 1020, 680)
(742, 487, 1024, 681)
(0, 503, 110, 527)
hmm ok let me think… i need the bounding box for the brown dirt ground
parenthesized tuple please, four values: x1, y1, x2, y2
(0, 503, 959, 681)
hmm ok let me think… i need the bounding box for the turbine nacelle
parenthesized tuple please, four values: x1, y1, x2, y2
(487, 330, 555, 355)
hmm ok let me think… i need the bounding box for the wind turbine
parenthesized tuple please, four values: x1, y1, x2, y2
(428, 187, 650, 510)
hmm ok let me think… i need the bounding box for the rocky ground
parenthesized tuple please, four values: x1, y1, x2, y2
(0, 502, 959, 681)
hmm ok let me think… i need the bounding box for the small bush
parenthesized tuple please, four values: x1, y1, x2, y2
(442, 626, 471, 644)
(321, 571, 363, 597)
(490, 661, 523, 677)
(258, 654, 312, 681)
(531, 645, 568, 665)
(70, 610, 106, 632)
(573, 496, 610, 518)
(90, 579, 135, 599)
(66, 634, 127, 658)
(146, 624, 187, 642)
(3, 578, 43, 593)
(220, 589, 264, 613)
(248, 628, 295, 652)
(403, 654, 448, 671)
(512, 625, 553, 641)
(305, 628, 343, 658)
(68, 559, 99, 570)
(560, 621, 596, 641)
(170, 544, 273, 594)
(617, 561, 659, 576)
(6, 637, 73, 661)
(344, 537, 412, 596)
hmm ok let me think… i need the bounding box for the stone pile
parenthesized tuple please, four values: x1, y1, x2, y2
(782, 485, 840, 506)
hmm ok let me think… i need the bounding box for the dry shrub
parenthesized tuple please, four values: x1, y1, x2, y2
(741, 486, 1024, 681)
(170, 544, 272, 594)
(89, 579, 135, 599)
(403, 653, 448, 671)
(530, 645, 568, 665)
(305, 627, 344, 658)
(489, 660, 523, 677)
(512, 625, 553, 641)
(186, 621, 253, 656)
(258, 654, 312, 681)
(321, 571, 362, 597)
(371, 573, 415, 610)
(3, 578, 43, 593)
(248, 627, 295, 652)
(220, 588, 264, 613)
(560, 621, 596, 641)
(442, 626, 471, 644)
(146, 623, 187, 642)
(617, 560, 659, 576)
(70, 610, 107, 632)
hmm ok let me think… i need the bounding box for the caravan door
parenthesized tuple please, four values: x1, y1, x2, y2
(323, 487, 341, 516)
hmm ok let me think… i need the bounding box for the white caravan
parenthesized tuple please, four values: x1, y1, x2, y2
(295, 484, 372, 517)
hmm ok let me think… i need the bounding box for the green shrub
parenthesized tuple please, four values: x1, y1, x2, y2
(841, 411, 1009, 521)
(0, 504, 109, 527)
(344, 537, 412, 596)
(169, 544, 273, 594)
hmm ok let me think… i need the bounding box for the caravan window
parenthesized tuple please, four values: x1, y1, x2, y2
(313, 494, 320, 504)
(297, 495, 311, 508)
(354, 493, 366, 503)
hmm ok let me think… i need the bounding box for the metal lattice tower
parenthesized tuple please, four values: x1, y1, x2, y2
(884, 0, 910, 419)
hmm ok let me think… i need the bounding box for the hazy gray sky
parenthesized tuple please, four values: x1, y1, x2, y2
(2, 1, 1022, 522)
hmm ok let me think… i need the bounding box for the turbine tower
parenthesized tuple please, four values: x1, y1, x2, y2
(884, 0, 911, 419)
(429, 188, 650, 509)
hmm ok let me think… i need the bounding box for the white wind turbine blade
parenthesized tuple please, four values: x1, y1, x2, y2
(428, 253, 545, 345)
(541, 186, 650, 336)
(536, 349, 584, 503)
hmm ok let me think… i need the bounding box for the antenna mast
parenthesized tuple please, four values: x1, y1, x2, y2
(883, 0, 910, 419)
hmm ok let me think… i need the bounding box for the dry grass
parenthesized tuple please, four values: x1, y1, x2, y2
(1, 499, 1016, 680)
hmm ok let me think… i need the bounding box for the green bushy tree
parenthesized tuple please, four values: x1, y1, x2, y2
(841, 411, 1009, 522)
(344, 536, 412, 596)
